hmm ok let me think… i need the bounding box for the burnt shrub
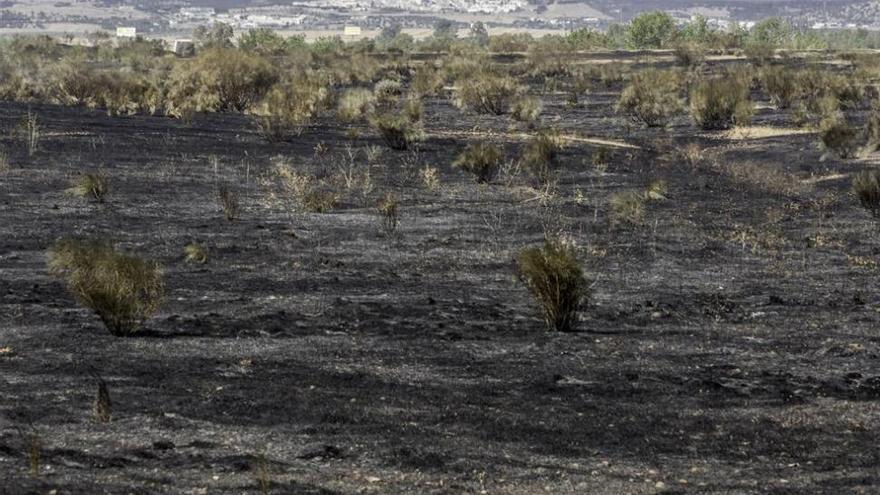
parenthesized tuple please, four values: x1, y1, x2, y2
(521, 129, 563, 184)
(821, 121, 860, 159)
(47, 239, 163, 336)
(453, 142, 504, 183)
(516, 238, 588, 332)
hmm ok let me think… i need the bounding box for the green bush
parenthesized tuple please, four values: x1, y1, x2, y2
(453, 142, 504, 183)
(690, 76, 753, 130)
(853, 169, 880, 217)
(47, 239, 163, 336)
(617, 69, 683, 127)
(453, 72, 522, 115)
(516, 238, 587, 332)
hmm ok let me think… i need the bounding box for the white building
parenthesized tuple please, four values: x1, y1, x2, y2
(116, 27, 137, 38)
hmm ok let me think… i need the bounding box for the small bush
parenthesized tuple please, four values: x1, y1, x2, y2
(759, 66, 797, 109)
(853, 169, 880, 217)
(743, 42, 775, 65)
(250, 77, 330, 142)
(411, 65, 444, 97)
(453, 142, 504, 183)
(610, 191, 646, 225)
(454, 72, 522, 115)
(184, 242, 208, 264)
(617, 69, 683, 127)
(47, 238, 163, 336)
(302, 189, 339, 213)
(373, 79, 403, 107)
(689, 76, 752, 130)
(516, 238, 587, 332)
(337, 88, 375, 122)
(673, 43, 705, 67)
(377, 192, 399, 235)
(369, 112, 423, 150)
(521, 129, 563, 184)
(821, 121, 859, 159)
(510, 95, 542, 123)
(67, 172, 109, 203)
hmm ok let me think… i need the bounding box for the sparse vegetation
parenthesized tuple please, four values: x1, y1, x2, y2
(516, 238, 588, 332)
(454, 72, 522, 115)
(521, 129, 563, 184)
(47, 238, 164, 336)
(184, 242, 208, 264)
(377, 192, 399, 236)
(93, 378, 112, 423)
(610, 191, 646, 225)
(217, 183, 239, 221)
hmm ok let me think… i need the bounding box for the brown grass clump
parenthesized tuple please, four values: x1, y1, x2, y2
(853, 169, 880, 217)
(517, 238, 588, 332)
(250, 77, 330, 142)
(67, 172, 109, 203)
(617, 69, 683, 127)
(722, 161, 808, 197)
(47, 238, 164, 336)
(337, 88, 375, 123)
(453, 142, 504, 183)
(673, 43, 706, 67)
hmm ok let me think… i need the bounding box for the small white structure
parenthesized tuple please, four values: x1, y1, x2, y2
(343, 25, 362, 38)
(172, 39, 195, 56)
(116, 27, 137, 38)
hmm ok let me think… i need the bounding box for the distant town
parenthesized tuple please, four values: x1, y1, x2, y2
(0, 0, 879, 40)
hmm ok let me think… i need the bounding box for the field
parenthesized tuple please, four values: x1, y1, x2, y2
(1, 47, 880, 494)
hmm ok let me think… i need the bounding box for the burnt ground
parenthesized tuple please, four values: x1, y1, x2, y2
(1, 68, 880, 494)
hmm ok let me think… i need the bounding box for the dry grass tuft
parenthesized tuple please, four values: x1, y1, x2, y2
(853, 169, 880, 217)
(67, 172, 109, 203)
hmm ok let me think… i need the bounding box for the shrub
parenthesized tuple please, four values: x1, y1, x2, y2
(250, 77, 330, 141)
(302, 189, 339, 213)
(865, 107, 880, 154)
(673, 43, 705, 67)
(166, 48, 278, 119)
(337, 88, 375, 122)
(369, 112, 423, 150)
(453, 72, 522, 115)
(516, 238, 587, 332)
(821, 121, 859, 159)
(510, 95, 542, 123)
(373, 79, 402, 107)
(610, 191, 646, 225)
(689, 76, 753, 130)
(93, 379, 112, 423)
(453, 142, 504, 183)
(617, 69, 683, 127)
(743, 42, 775, 64)
(521, 129, 563, 183)
(411, 65, 444, 97)
(67, 172, 109, 203)
(184, 242, 208, 264)
(47, 238, 163, 336)
(377, 192, 399, 235)
(853, 169, 880, 217)
(759, 66, 797, 109)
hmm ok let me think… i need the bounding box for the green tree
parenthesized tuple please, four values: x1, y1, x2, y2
(627, 11, 677, 49)
(238, 28, 287, 56)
